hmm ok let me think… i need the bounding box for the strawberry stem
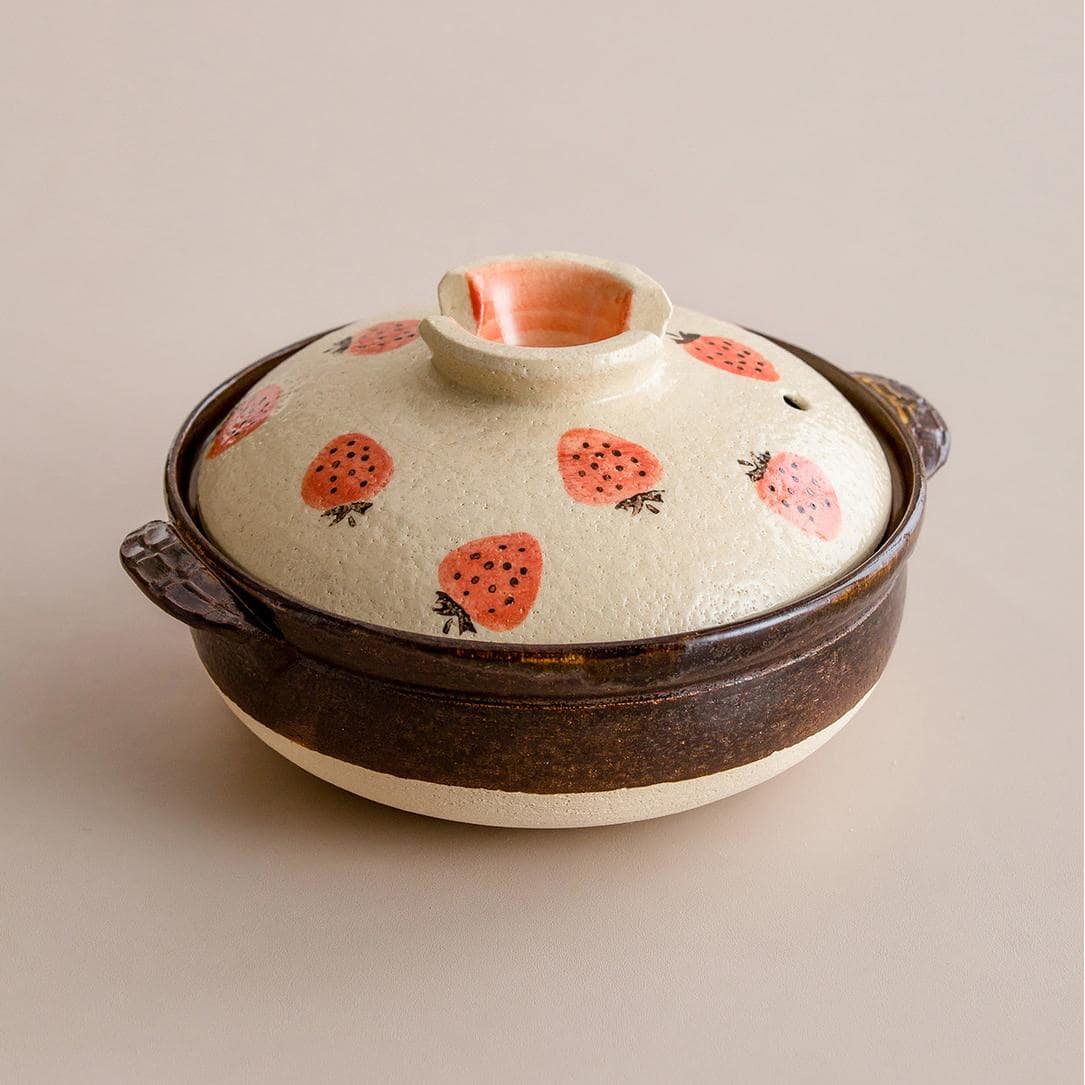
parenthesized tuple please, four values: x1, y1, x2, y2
(324, 335, 352, 354)
(737, 451, 771, 482)
(615, 489, 665, 516)
(667, 331, 701, 345)
(433, 591, 476, 635)
(321, 501, 373, 525)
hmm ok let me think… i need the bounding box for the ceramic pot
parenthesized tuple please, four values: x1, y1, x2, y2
(121, 317, 948, 828)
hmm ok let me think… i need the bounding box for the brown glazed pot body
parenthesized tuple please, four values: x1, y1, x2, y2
(121, 329, 949, 796)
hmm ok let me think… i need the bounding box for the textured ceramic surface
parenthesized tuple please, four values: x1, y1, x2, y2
(196, 253, 892, 643)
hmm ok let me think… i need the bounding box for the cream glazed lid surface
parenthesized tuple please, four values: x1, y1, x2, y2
(196, 253, 893, 644)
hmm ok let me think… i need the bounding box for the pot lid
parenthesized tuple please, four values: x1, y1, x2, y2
(196, 252, 891, 643)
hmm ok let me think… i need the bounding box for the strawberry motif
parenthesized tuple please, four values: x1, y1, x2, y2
(434, 533, 542, 635)
(557, 428, 665, 515)
(301, 433, 394, 525)
(670, 331, 779, 381)
(739, 451, 841, 540)
(208, 384, 281, 458)
(325, 319, 421, 356)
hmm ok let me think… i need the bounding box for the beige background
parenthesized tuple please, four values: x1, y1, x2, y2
(1, 1, 1080, 1081)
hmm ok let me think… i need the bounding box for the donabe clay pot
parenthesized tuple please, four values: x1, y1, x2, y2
(121, 253, 949, 827)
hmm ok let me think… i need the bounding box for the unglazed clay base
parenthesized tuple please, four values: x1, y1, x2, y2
(218, 687, 874, 828)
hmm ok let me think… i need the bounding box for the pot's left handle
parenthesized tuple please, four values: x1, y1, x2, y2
(120, 520, 270, 638)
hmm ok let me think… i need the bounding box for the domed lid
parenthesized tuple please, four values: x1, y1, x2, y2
(197, 252, 891, 643)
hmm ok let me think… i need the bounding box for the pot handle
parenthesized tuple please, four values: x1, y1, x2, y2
(851, 373, 950, 478)
(120, 520, 271, 638)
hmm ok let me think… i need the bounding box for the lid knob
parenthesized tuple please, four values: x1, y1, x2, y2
(420, 252, 672, 401)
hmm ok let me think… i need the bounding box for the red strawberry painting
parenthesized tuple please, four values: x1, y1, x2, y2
(670, 331, 779, 382)
(739, 451, 841, 540)
(301, 433, 394, 526)
(325, 319, 421, 356)
(557, 428, 665, 515)
(434, 533, 542, 635)
(208, 384, 281, 458)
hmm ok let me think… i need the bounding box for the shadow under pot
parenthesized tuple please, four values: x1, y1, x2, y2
(121, 252, 949, 828)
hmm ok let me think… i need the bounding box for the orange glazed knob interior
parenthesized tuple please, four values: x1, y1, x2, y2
(466, 259, 634, 347)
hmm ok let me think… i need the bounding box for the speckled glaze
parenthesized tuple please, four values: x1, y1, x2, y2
(194, 254, 891, 644)
(120, 253, 949, 827)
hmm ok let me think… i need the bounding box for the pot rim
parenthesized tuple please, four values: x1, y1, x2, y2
(165, 325, 928, 660)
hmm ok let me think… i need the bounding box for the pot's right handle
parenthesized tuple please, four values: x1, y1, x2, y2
(851, 373, 950, 478)
(120, 520, 271, 638)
